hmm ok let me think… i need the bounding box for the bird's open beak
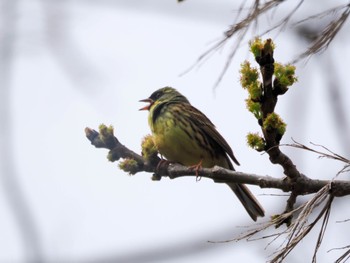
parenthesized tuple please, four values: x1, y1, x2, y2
(139, 98, 154, 111)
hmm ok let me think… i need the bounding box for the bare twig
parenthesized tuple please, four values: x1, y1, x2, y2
(184, 1, 349, 85)
(258, 0, 304, 38)
(270, 185, 333, 262)
(209, 185, 334, 263)
(180, 0, 284, 87)
(294, 3, 350, 62)
(284, 140, 350, 177)
(312, 194, 333, 263)
(275, 191, 298, 227)
(332, 245, 350, 263)
(210, 213, 293, 244)
(328, 225, 350, 262)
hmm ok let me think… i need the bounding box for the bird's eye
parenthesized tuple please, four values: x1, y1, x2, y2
(151, 91, 162, 100)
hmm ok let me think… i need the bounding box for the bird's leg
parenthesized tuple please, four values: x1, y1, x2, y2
(156, 159, 171, 170)
(189, 159, 203, 181)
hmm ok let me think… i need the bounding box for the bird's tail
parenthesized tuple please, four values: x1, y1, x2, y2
(227, 183, 265, 221)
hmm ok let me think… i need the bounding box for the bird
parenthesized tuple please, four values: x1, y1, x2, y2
(139, 86, 264, 221)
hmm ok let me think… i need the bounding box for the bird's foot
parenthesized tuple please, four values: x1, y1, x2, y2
(189, 160, 203, 181)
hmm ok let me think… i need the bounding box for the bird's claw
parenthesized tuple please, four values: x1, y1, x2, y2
(189, 160, 203, 181)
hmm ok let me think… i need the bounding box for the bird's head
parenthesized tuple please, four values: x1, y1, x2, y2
(139, 87, 189, 111)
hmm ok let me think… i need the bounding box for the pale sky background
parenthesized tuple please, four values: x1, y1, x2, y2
(1, 0, 350, 262)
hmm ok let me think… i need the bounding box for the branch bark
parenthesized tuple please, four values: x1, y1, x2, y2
(85, 126, 350, 197)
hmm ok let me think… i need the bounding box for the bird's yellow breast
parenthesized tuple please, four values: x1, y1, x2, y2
(149, 105, 228, 168)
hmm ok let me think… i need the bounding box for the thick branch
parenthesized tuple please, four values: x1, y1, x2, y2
(255, 39, 302, 181)
(85, 126, 350, 197)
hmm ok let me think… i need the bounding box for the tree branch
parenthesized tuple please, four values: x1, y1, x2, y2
(85, 126, 350, 197)
(252, 39, 302, 181)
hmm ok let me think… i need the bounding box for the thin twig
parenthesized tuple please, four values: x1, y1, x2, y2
(271, 185, 333, 262)
(275, 191, 298, 227)
(312, 195, 333, 263)
(283, 140, 350, 177)
(294, 4, 350, 62)
(210, 185, 334, 263)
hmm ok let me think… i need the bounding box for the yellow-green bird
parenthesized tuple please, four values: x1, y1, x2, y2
(140, 87, 264, 221)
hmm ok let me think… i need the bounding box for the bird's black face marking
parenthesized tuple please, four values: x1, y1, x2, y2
(149, 87, 176, 102)
(149, 90, 163, 101)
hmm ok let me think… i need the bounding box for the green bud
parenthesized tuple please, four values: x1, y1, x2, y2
(248, 82, 262, 101)
(118, 158, 138, 175)
(249, 38, 275, 58)
(240, 61, 259, 89)
(246, 99, 262, 120)
(263, 113, 286, 136)
(263, 38, 275, 55)
(247, 132, 265, 151)
(274, 63, 298, 87)
(99, 124, 115, 145)
(141, 134, 158, 160)
(99, 124, 113, 136)
(249, 38, 264, 58)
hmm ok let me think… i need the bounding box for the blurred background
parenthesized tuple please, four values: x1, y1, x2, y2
(1, 0, 350, 262)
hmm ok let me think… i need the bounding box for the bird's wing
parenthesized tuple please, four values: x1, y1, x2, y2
(186, 104, 240, 166)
